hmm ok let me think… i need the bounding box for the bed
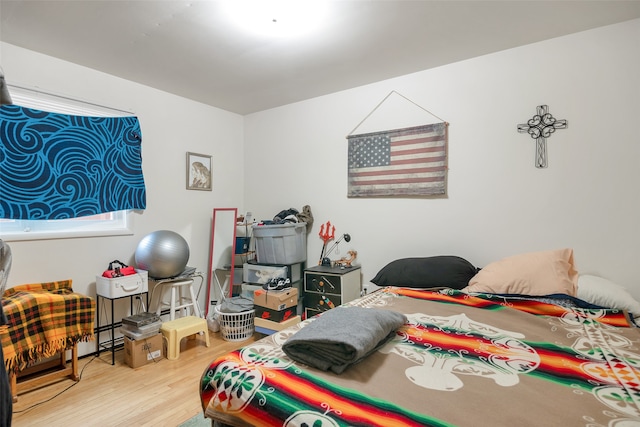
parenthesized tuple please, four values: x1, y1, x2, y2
(199, 249, 640, 426)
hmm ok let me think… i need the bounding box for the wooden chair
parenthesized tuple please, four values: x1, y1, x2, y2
(8, 344, 79, 402)
(1, 272, 93, 402)
(1, 240, 83, 402)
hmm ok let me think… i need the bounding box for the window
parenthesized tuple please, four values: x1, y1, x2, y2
(0, 211, 132, 242)
(0, 86, 135, 241)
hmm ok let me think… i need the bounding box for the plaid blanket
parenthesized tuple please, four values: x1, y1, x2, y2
(0, 280, 95, 373)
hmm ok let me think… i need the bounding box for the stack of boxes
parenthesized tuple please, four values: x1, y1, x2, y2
(253, 286, 299, 322)
(246, 222, 307, 331)
(120, 312, 163, 368)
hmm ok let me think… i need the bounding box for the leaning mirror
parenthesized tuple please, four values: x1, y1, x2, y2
(205, 208, 237, 317)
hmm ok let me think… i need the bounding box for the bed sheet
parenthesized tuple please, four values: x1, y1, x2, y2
(200, 287, 640, 426)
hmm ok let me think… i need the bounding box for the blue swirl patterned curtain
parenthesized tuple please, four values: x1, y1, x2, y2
(0, 105, 146, 220)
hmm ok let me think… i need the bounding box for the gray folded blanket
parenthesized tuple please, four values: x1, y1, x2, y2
(282, 306, 407, 374)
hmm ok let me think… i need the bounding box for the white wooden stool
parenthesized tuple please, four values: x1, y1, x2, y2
(155, 278, 201, 320)
(160, 316, 210, 360)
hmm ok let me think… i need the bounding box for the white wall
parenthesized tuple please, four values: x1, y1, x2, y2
(244, 19, 640, 296)
(1, 19, 639, 358)
(0, 42, 245, 354)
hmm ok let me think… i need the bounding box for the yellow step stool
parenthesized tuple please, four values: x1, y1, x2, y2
(160, 316, 210, 360)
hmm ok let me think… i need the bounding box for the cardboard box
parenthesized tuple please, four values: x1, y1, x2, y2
(255, 316, 301, 334)
(123, 333, 162, 368)
(253, 287, 298, 311)
(255, 305, 298, 323)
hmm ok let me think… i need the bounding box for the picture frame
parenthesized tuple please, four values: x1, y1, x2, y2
(186, 152, 212, 191)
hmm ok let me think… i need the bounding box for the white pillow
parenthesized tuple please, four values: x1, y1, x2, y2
(577, 274, 640, 316)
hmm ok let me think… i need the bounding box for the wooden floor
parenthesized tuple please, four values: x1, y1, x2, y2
(10, 330, 259, 427)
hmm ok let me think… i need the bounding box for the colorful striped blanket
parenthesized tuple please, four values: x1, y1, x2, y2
(200, 287, 640, 427)
(0, 280, 95, 373)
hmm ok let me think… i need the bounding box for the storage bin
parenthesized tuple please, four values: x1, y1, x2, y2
(243, 262, 303, 284)
(253, 223, 307, 264)
(96, 269, 148, 298)
(235, 237, 251, 254)
(243, 263, 288, 285)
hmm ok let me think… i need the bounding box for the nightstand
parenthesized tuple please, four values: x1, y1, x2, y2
(303, 265, 361, 318)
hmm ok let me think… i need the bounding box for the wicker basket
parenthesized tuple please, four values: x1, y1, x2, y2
(214, 305, 255, 342)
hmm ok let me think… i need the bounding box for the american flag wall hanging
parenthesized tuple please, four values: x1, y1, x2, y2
(347, 122, 448, 197)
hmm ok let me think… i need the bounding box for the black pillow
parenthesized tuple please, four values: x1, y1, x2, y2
(371, 256, 478, 289)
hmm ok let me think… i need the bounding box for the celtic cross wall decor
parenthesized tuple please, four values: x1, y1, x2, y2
(517, 105, 567, 168)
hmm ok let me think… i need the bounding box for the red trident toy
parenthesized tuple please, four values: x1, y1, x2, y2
(318, 221, 335, 265)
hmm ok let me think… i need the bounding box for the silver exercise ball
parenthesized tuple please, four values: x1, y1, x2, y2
(135, 230, 190, 279)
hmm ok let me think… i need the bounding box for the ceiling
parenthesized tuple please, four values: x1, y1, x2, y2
(1, 1, 640, 115)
